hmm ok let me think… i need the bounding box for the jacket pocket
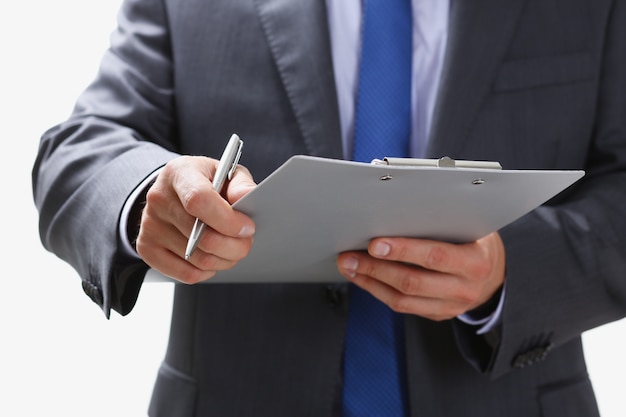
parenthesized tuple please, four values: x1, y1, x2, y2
(539, 377, 600, 417)
(494, 52, 593, 92)
(148, 362, 197, 417)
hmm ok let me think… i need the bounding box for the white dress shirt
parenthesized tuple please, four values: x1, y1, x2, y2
(325, 0, 450, 159)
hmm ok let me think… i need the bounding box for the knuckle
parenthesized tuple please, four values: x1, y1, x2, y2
(159, 160, 177, 178)
(145, 185, 168, 209)
(197, 254, 220, 271)
(199, 230, 219, 251)
(388, 295, 412, 314)
(182, 187, 203, 213)
(424, 246, 448, 270)
(363, 260, 378, 278)
(452, 285, 481, 308)
(397, 274, 421, 295)
(395, 243, 409, 260)
(471, 259, 493, 281)
(134, 239, 149, 260)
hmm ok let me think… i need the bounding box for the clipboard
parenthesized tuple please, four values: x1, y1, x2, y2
(146, 155, 584, 284)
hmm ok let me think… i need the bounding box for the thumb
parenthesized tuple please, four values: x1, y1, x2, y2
(226, 165, 256, 204)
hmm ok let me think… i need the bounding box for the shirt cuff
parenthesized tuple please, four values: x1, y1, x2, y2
(118, 169, 162, 259)
(457, 284, 506, 335)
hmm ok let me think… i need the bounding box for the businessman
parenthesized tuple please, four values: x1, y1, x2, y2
(33, 0, 626, 416)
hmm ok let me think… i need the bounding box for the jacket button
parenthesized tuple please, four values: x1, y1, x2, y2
(82, 280, 104, 306)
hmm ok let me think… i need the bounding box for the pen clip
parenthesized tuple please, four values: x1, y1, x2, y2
(228, 142, 243, 180)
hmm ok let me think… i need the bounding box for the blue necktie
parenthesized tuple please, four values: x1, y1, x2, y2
(342, 0, 412, 416)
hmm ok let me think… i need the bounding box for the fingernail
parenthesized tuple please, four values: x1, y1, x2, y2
(371, 241, 391, 257)
(341, 256, 359, 278)
(238, 224, 255, 237)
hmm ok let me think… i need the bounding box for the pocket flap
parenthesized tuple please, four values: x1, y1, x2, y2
(540, 378, 600, 417)
(495, 52, 593, 92)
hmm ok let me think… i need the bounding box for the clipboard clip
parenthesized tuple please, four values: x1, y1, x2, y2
(371, 156, 502, 170)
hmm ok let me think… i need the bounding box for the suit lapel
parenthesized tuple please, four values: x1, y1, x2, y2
(253, 0, 343, 159)
(427, 0, 528, 158)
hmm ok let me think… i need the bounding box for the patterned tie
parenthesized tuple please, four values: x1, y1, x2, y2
(342, 0, 412, 416)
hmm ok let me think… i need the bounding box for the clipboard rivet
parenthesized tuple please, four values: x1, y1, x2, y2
(380, 175, 393, 181)
(472, 178, 485, 185)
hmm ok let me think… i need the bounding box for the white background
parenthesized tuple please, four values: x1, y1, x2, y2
(1, 1, 624, 416)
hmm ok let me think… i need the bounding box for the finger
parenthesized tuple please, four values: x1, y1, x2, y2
(368, 237, 481, 277)
(136, 220, 219, 284)
(338, 252, 464, 301)
(369, 234, 506, 307)
(190, 225, 254, 266)
(225, 165, 257, 204)
(162, 157, 256, 239)
(175, 177, 249, 238)
(192, 197, 255, 241)
(337, 255, 467, 320)
(139, 244, 218, 285)
(137, 219, 247, 284)
(146, 214, 253, 267)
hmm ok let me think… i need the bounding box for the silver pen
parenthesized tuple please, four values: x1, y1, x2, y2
(184, 133, 244, 260)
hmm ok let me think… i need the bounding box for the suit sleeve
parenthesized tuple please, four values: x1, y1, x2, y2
(32, 0, 178, 317)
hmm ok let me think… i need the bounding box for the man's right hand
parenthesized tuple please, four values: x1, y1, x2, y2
(136, 155, 256, 284)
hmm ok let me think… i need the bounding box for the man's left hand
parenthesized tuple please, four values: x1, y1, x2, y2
(337, 232, 506, 321)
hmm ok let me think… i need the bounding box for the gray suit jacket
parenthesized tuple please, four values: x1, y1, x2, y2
(33, 0, 626, 416)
